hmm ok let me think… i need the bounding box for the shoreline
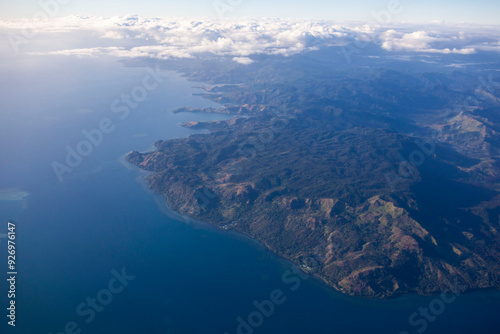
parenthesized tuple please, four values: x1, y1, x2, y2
(124, 150, 500, 300)
(121, 59, 500, 301)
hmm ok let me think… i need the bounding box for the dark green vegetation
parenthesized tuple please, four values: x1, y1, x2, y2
(126, 52, 500, 297)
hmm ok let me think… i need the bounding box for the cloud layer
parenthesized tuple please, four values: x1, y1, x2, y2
(1, 16, 499, 62)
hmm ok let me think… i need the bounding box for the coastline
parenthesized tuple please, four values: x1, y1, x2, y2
(121, 61, 500, 300)
(125, 156, 500, 300)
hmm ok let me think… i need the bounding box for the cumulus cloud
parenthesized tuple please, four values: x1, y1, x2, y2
(1, 16, 499, 60)
(4, 16, 351, 59)
(380, 29, 476, 54)
(232, 56, 254, 65)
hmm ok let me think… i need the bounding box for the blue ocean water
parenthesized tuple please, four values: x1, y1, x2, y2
(0, 55, 500, 334)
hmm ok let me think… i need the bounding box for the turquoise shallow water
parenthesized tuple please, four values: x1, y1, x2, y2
(1, 55, 500, 334)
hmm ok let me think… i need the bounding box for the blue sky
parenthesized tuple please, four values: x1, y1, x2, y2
(1, 0, 499, 24)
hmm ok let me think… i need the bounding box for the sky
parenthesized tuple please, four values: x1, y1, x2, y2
(0, 0, 499, 24)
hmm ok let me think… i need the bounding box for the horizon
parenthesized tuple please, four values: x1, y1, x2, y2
(1, 0, 500, 25)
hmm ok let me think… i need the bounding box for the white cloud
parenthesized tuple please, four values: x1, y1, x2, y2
(473, 40, 500, 53)
(1, 16, 498, 60)
(16, 17, 352, 59)
(232, 56, 254, 65)
(380, 29, 476, 54)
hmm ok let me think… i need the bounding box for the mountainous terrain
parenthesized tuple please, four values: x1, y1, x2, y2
(126, 52, 500, 297)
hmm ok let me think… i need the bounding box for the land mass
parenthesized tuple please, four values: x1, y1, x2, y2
(126, 53, 500, 298)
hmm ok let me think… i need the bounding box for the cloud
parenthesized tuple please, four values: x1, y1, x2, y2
(473, 40, 500, 53)
(380, 29, 476, 54)
(232, 56, 254, 65)
(15, 17, 351, 59)
(1, 16, 498, 60)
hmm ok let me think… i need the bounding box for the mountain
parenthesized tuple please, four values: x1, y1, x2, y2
(126, 51, 500, 297)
